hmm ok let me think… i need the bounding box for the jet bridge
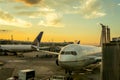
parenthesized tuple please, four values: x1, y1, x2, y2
(102, 41, 120, 80)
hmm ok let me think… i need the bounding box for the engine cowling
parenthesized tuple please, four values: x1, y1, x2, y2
(56, 59, 59, 66)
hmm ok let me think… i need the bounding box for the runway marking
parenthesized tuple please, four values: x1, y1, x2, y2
(7, 60, 27, 63)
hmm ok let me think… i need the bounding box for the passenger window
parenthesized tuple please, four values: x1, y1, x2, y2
(71, 51, 77, 55)
(61, 51, 77, 55)
(66, 52, 70, 54)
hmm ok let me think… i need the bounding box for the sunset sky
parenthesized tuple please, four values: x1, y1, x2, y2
(0, 0, 120, 45)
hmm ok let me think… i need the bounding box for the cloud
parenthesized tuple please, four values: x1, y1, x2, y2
(15, 11, 40, 16)
(15, 7, 55, 17)
(0, 29, 10, 32)
(13, 0, 106, 27)
(79, 0, 106, 19)
(0, 0, 3, 3)
(38, 20, 64, 28)
(14, 0, 106, 19)
(0, 9, 32, 28)
(38, 12, 64, 27)
(118, 3, 120, 6)
(13, 5, 29, 9)
(14, 0, 106, 28)
(41, 0, 106, 19)
(42, 0, 80, 13)
(15, 0, 42, 5)
(14, 7, 64, 27)
(0, 10, 14, 22)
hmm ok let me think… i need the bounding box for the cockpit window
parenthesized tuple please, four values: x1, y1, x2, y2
(61, 51, 65, 54)
(61, 51, 77, 55)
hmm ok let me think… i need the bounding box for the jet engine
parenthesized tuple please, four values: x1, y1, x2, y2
(56, 59, 59, 66)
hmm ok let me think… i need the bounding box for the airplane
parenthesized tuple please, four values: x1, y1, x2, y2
(0, 31, 43, 55)
(41, 24, 109, 75)
(56, 44, 102, 74)
(40, 42, 102, 74)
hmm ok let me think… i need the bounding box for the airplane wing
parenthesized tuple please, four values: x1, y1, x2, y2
(32, 46, 53, 51)
(83, 52, 102, 66)
(39, 50, 59, 55)
(86, 52, 102, 64)
(32, 45, 61, 54)
(80, 52, 102, 71)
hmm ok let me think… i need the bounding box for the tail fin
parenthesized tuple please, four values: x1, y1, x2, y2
(32, 31, 43, 46)
(77, 40, 80, 44)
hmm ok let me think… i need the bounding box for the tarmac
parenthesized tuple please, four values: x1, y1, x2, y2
(0, 51, 100, 80)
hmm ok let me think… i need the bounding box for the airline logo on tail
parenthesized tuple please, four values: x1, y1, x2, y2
(32, 31, 43, 46)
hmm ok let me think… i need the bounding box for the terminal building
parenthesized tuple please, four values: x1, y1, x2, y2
(102, 40, 120, 80)
(101, 24, 120, 80)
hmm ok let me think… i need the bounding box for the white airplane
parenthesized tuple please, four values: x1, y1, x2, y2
(41, 24, 109, 75)
(41, 43, 102, 74)
(56, 44, 102, 74)
(0, 31, 43, 55)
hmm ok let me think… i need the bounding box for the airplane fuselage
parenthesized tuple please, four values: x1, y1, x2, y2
(57, 44, 101, 72)
(0, 31, 43, 54)
(0, 45, 34, 52)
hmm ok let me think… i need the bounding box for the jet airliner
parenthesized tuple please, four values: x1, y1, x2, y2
(56, 44, 102, 74)
(41, 43, 102, 74)
(41, 24, 109, 75)
(0, 31, 43, 55)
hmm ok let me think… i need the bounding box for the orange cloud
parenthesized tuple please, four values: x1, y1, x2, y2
(15, 0, 42, 5)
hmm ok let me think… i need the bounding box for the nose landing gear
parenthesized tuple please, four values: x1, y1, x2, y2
(65, 70, 73, 80)
(65, 70, 72, 75)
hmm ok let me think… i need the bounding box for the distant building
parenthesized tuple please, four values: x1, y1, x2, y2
(112, 37, 120, 41)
